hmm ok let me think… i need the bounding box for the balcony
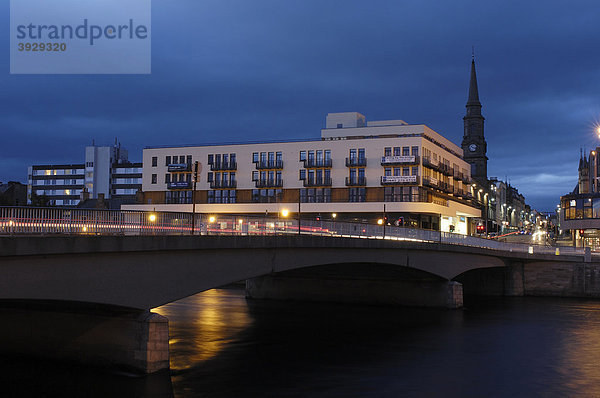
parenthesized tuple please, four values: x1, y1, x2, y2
(439, 163, 453, 176)
(422, 157, 441, 172)
(453, 186, 465, 197)
(209, 180, 237, 189)
(210, 161, 237, 171)
(303, 159, 332, 168)
(303, 177, 332, 187)
(255, 179, 283, 188)
(380, 175, 418, 185)
(461, 174, 471, 184)
(345, 157, 367, 167)
(422, 176, 439, 188)
(167, 181, 192, 190)
(167, 163, 191, 172)
(453, 170, 464, 180)
(345, 176, 367, 186)
(380, 155, 419, 165)
(255, 160, 283, 170)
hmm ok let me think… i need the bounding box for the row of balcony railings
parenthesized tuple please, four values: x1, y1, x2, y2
(168, 159, 470, 182)
(0, 207, 591, 258)
(210, 180, 237, 189)
(303, 159, 333, 168)
(255, 179, 284, 188)
(210, 161, 237, 171)
(303, 177, 333, 187)
(254, 160, 284, 170)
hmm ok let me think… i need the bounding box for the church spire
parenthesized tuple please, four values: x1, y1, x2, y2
(462, 54, 487, 186)
(467, 58, 480, 106)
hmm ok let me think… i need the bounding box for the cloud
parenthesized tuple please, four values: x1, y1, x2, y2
(1, 0, 599, 212)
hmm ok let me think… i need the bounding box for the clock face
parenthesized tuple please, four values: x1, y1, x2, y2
(469, 144, 477, 152)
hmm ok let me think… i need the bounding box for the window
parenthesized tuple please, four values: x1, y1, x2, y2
(358, 148, 365, 160)
(208, 154, 214, 164)
(151, 157, 157, 167)
(411, 146, 419, 156)
(166, 156, 171, 166)
(299, 151, 306, 161)
(151, 174, 157, 184)
(276, 152, 282, 162)
(230, 154, 236, 164)
(394, 147, 401, 156)
(394, 168, 401, 176)
(403, 167, 410, 176)
(412, 167, 418, 176)
(385, 168, 392, 176)
(384, 147, 391, 157)
(337, 123, 343, 128)
(252, 152, 259, 162)
(299, 169, 306, 180)
(179, 155, 185, 164)
(349, 149, 357, 159)
(402, 147, 410, 156)
(252, 171, 258, 181)
(187, 155, 192, 165)
(349, 187, 366, 202)
(165, 174, 171, 183)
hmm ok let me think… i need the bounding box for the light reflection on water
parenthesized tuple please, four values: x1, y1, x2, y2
(154, 288, 253, 371)
(157, 290, 600, 398)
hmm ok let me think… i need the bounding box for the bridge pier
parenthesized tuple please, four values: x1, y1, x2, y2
(246, 273, 463, 309)
(0, 303, 169, 374)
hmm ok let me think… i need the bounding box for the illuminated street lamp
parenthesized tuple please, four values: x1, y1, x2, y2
(332, 213, 337, 219)
(149, 214, 157, 223)
(209, 216, 216, 223)
(281, 209, 289, 218)
(377, 218, 384, 225)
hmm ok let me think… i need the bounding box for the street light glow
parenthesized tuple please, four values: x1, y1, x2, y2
(149, 214, 157, 222)
(377, 219, 384, 225)
(281, 209, 289, 217)
(209, 216, 216, 223)
(332, 213, 337, 218)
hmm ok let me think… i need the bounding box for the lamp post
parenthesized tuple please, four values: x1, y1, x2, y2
(298, 189, 301, 236)
(383, 203, 386, 239)
(191, 161, 199, 235)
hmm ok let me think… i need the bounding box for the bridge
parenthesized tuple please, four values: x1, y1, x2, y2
(0, 207, 596, 374)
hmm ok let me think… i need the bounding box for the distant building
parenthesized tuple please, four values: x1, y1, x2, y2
(27, 142, 142, 207)
(560, 149, 600, 248)
(0, 181, 27, 206)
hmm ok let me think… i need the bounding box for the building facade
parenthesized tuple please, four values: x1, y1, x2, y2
(27, 142, 142, 206)
(126, 112, 482, 234)
(560, 149, 600, 248)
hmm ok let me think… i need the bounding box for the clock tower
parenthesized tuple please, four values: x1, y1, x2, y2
(461, 57, 488, 187)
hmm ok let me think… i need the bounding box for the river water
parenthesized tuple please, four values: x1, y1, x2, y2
(4, 288, 600, 397)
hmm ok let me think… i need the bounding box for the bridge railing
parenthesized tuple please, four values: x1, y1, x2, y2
(0, 206, 590, 257)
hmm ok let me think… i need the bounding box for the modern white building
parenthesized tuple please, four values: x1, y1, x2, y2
(27, 142, 142, 206)
(125, 112, 481, 234)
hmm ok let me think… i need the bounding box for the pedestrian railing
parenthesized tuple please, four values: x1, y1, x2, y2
(0, 206, 589, 258)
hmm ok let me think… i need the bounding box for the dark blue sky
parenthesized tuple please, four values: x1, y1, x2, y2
(2, 0, 599, 211)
